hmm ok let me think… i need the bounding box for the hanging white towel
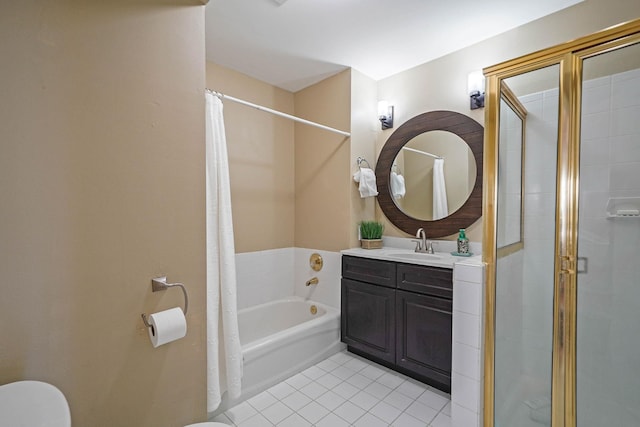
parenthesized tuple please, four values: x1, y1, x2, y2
(432, 158, 448, 220)
(205, 92, 243, 412)
(353, 167, 379, 198)
(390, 171, 406, 199)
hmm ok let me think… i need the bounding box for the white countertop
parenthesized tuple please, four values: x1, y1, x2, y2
(341, 246, 480, 269)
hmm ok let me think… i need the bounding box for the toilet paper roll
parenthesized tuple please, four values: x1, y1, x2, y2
(147, 307, 187, 348)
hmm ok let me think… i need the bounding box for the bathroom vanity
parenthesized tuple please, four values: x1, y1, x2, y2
(340, 251, 453, 392)
(348, 108, 484, 414)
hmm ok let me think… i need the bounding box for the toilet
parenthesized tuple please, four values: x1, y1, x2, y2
(0, 380, 229, 427)
(0, 380, 71, 427)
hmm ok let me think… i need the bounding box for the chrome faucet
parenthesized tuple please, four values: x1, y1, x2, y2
(414, 228, 426, 253)
(413, 228, 434, 254)
(426, 239, 434, 254)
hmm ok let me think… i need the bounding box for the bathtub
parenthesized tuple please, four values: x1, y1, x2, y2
(214, 297, 343, 414)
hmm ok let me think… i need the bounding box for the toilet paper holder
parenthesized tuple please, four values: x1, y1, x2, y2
(141, 276, 189, 329)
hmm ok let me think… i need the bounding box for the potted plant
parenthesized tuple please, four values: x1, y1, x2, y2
(359, 220, 384, 249)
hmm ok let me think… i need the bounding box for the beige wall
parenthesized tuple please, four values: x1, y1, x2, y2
(205, 63, 295, 253)
(376, 0, 640, 242)
(0, 2, 207, 426)
(294, 70, 352, 251)
(349, 70, 379, 248)
(205, 65, 373, 253)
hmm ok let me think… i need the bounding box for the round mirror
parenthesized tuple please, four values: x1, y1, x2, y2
(391, 130, 477, 221)
(375, 110, 483, 238)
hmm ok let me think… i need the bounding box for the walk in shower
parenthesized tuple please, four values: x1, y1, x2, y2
(483, 19, 640, 427)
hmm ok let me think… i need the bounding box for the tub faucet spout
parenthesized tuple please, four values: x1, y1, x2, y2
(306, 277, 319, 286)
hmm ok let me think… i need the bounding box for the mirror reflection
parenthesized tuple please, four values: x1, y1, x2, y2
(391, 130, 476, 221)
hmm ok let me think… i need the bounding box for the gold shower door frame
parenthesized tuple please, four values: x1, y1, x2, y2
(482, 19, 640, 427)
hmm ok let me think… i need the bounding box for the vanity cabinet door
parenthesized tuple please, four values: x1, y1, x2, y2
(396, 290, 452, 391)
(341, 278, 396, 364)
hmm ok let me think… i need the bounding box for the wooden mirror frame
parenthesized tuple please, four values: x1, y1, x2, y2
(375, 110, 484, 238)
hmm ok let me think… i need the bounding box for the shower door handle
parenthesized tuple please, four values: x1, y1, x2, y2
(558, 255, 588, 275)
(558, 255, 575, 275)
(577, 257, 588, 274)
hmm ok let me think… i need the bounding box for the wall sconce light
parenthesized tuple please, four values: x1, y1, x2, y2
(468, 71, 485, 110)
(378, 100, 394, 130)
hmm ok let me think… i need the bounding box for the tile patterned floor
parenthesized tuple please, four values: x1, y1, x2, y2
(212, 350, 451, 426)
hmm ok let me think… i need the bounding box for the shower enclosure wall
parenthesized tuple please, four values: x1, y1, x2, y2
(483, 19, 640, 427)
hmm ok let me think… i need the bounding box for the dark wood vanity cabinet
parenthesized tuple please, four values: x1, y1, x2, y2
(341, 255, 453, 392)
(396, 290, 452, 388)
(341, 278, 396, 364)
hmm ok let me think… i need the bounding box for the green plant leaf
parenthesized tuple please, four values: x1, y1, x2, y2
(359, 220, 384, 239)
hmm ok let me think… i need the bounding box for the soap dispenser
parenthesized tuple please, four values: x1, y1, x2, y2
(457, 228, 469, 254)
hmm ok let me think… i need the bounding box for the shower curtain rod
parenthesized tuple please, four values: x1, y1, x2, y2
(402, 146, 443, 160)
(206, 88, 351, 138)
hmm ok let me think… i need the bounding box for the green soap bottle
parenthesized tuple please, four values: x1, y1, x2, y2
(457, 228, 469, 254)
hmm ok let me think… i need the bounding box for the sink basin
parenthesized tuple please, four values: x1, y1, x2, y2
(0, 381, 71, 427)
(386, 251, 443, 261)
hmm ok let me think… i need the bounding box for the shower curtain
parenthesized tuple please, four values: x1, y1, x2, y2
(205, 92, 242, 412)
(432, 158, 448, 220)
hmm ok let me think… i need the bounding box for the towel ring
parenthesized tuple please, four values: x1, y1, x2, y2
(356, 157, 372, 169)
(392, 163, 401, 174)
(141, 276, 189, 329)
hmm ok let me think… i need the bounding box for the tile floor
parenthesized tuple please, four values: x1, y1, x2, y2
(212, 350, 451, 427)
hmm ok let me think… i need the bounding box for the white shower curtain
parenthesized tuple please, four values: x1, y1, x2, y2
(205, 92, 242, 412)
(432, 158, 448, 220)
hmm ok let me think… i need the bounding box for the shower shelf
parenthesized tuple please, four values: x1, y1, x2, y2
(605, 197, 640, 219)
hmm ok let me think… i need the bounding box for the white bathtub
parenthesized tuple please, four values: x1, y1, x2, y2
(212, 297, 343, 414)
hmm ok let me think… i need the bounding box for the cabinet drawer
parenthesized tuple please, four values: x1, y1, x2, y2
(342, 255, 396, 288)
(397, 263, 453, 299)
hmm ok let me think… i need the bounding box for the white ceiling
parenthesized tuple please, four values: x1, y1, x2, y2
(205, 0, 582, 93)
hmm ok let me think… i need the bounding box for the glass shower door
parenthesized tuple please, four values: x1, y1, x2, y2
(576, 41, 640, 426)
(494, 65, 560, 427)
